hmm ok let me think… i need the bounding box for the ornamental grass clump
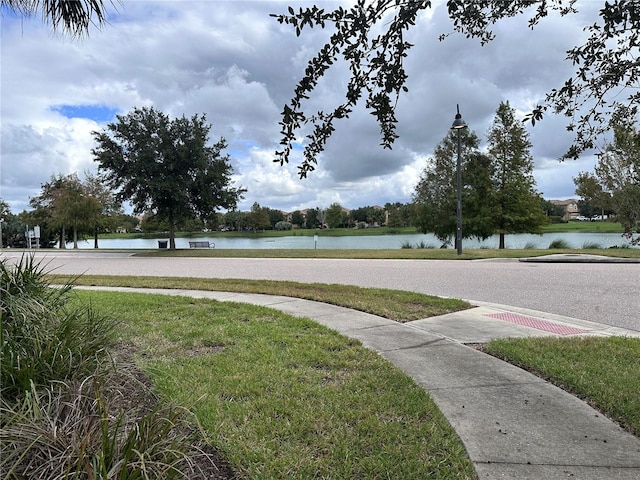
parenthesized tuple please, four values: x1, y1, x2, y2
(0, 365, 220, 480)
(548, 238, 570, 249)
(0, 255, 115, 402)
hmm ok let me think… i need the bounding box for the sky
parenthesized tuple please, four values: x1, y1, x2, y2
(1, 0, 605, 215)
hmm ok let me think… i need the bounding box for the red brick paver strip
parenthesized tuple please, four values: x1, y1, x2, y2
(485, 312, 589, 335)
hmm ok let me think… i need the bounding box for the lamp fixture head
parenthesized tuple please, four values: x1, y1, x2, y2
(451, 104, 468, 130)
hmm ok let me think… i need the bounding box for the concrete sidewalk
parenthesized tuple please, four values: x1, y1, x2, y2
(79, 286, 640, 479)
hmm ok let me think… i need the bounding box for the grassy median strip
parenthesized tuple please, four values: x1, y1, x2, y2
(49, 275, 470, 322)
(137, 247, 640, 259)
(73, 289, 477, 479)
(485, 336, 640, 436)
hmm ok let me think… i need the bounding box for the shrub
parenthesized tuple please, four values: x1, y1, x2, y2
(400, 241, 435, 249)
(582, 242, 602, 249)
(523, 242, 537, 249)
(274, 221, 292, 231)
(0, 364, 219, 480)
(0, 256, 116, 402)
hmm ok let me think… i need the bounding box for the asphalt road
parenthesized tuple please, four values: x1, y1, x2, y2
(3, 250, 639, 332)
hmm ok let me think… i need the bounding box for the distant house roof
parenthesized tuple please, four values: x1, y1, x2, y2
(550, 199, 578, 206)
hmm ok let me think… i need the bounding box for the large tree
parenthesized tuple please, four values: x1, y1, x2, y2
(1, 203, 32, 248)
(385, 203, 404, 228)
(272, 1, 639, 175)
(55, 177, 102, 249)
(0, 200, 10, 248)
(486, 101, 547, 249)
(93, 107, 245, 249)
(29, 173, 101, 249)
(223, 210, 248, 231)
(305, 207, 320, 229)
(267, 208, 285, 228)
(325, 202, 345, 228)
(348, 206, 371, 225)
(1, 0, 112, 36)
(247, 202, 271, 231)
(83, 171, 122, 248)
(28, 175, 67, 248)
(413, 128, 492, 246)
(573, 172, 613, 219)
(591, 126, 640, 243)
(290, 210, 305, 228)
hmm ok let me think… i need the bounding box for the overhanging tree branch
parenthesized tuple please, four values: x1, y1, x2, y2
(272, 0, 429, 178)
(274, 0, 639, 175)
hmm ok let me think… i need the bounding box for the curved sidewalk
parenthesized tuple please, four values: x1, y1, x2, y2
(79, 286, 640, 479)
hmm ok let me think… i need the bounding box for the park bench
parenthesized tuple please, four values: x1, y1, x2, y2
(189, 241, 215, 249)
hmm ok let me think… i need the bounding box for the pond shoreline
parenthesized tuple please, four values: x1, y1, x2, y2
(68, 231, 638, 250)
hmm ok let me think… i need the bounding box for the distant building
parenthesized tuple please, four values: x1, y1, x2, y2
(550, 199, 579, 221)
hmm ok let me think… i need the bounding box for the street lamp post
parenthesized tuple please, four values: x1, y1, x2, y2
(0, 218, 4, 249)
(451, 104, 468, 255)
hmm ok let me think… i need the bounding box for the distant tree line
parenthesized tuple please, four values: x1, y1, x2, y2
(214, 202, 414, 233)
(2, 185, 420, 248)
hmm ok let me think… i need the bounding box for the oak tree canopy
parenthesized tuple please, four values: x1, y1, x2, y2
(272, 0, 639, 176)
(92, 107, 245, 249)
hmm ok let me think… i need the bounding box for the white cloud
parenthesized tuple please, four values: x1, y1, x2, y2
(1, 0, 608, 216)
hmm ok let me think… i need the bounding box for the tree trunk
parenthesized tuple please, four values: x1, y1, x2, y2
(73, 226, 78, 249)
(169, 215, 176, 249)
(94, 228, 99, 249)
(59, 226, 66, 249)
(499, 232, 505, 249)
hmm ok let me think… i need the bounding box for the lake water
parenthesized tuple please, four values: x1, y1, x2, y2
(67, 232, 637, 250)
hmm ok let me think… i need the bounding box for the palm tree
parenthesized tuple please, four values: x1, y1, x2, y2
(1, 0, 112, 36)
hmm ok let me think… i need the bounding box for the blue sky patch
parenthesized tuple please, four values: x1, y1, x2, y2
(53, 105, 119, 123)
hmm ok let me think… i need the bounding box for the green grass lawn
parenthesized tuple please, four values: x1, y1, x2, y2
(135, 247, 640, 259)
(52, 275, 470, 322)
(75, 289, 477, 479)
(9, 255, 639, 478)
(541, 220, 625, 233)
